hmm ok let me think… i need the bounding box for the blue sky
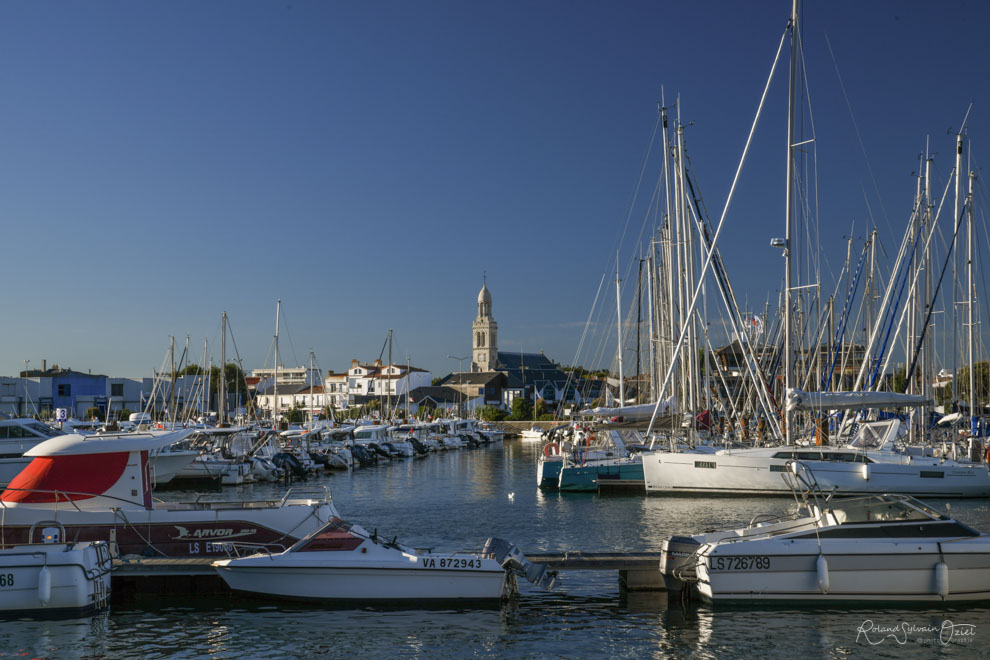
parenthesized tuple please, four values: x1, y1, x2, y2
(2, 1, 988, 379)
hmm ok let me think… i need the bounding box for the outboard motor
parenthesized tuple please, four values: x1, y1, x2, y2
(250, 456, 283, 482)
(659, 535, 702, 592)
(349, 444, 374, 467)
(409, 437, 429, 455)
(273, 452, 308, 478)
(367, 443, 391, 459)
(308, 451, 331, 467)
(482, 537, 558, 591)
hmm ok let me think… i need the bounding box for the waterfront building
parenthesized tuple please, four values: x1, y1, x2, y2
(444, 280, 602, 413)
(406, 385, 462, 417)
(254, 383, 328, 419)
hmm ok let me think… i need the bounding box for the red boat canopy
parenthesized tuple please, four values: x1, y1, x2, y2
(1, 452, 130, 503)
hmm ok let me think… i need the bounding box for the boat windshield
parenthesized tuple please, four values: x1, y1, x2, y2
(846, 420, 900, 450)
(26, 422, 64, 438)
(828, 495, 944, 524)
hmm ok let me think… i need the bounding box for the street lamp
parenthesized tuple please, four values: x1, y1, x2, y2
(447, 355, 468, 418)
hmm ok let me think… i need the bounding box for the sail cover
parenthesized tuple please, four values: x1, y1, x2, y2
(580, 398, 675, 421)
(785, 388, 931, 412)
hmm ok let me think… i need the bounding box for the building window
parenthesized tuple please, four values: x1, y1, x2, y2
(111, 383, 124, 397)
(57, 384, 71, 397)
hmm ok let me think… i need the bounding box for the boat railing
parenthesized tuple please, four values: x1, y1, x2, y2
(279, 485, 332, 507)
(748, 512, 789, 527)
(220, 541, 289, 559)
(782, 460, 836, 514)
(0, 487, 144, 512)
(28, 519, 66, 543)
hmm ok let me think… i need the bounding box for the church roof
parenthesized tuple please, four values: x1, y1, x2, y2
(478, 282, 492, 304)
(408, 386, 461, 404)
(496, 352, 556, 370)
(439, 371, 505, 387)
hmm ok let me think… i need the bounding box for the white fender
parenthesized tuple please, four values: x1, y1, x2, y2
(935, 561, 949, 599)
(38, 565, 51, 607)
(860, 463, 870, 480)
(816, 554, 829, 594)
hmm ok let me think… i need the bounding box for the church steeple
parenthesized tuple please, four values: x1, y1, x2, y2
(471, 277, 498, 372)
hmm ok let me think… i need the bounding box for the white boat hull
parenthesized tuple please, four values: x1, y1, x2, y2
(215, 558, 507, 601)
(150, 450, 199, 485)
(642, 450, 990, 497)
(698, 537, 990, 603)
(0, 542, 113, 614)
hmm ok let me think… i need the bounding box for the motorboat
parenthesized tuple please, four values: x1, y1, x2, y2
(642, 419, 990, 497)
(519, 427, 545, 442)
(0, 430, 337, 560)
(0, 418, 195, 488)
(0, 418, 65, 485)
(0, 537, 113, 616)
(213, 519, 557, 602)
(663, 462, 990, 603)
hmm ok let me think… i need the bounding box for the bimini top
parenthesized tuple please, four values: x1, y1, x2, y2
(24, 429, 194, 457)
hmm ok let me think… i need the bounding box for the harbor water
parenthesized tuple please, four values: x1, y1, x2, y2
(3, 439, 990, 658)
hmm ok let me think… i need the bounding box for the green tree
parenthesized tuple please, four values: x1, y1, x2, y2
(509, 396, 533, 421)
(891, 366, 906, 394)
(180, 362, 247, 411)
(85, 406, 102, 420)
(284, 403, 305, 425)
(477, 405, 507, 421)
(956, 362, 990, 409)
(534, 398, 546, 418)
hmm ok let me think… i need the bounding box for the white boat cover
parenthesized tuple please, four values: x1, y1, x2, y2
(785, 389, 931, 412)
(24, 429, 194, 457)
(580, 398, 675, 421)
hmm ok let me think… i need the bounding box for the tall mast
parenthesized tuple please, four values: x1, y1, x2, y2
(616, 262, 625, 407)
(636, 256, 643, 404)
(309, 350, 315, 429)
(967, 170, 976, 436)
(646, 245, 657, 400)
(169, 335, 176, 425)
(387, 328, 393, 420)
(220, 311, 227, 425)
(201, 338, 208, 420)
(659, 96, 676, 405)
(952, 132, 963, 406)
(274, 299, 281, 427)
(783, 0, 800, 444)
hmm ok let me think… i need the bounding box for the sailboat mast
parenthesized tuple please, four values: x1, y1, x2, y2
(274, 299, 281, 428)
(647, 244, 657, 401)
(169, 335, 176, 425)
(637, 256, 643, 403)
(387, 328, 393, 420)
(616, 262, 625, 407)
(220, 311, 227, 425)
(201, 338, 208, 420)
(967, 170, 976, 435)
(953, 133, 963, 406)
(783, 0, 800, 444)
